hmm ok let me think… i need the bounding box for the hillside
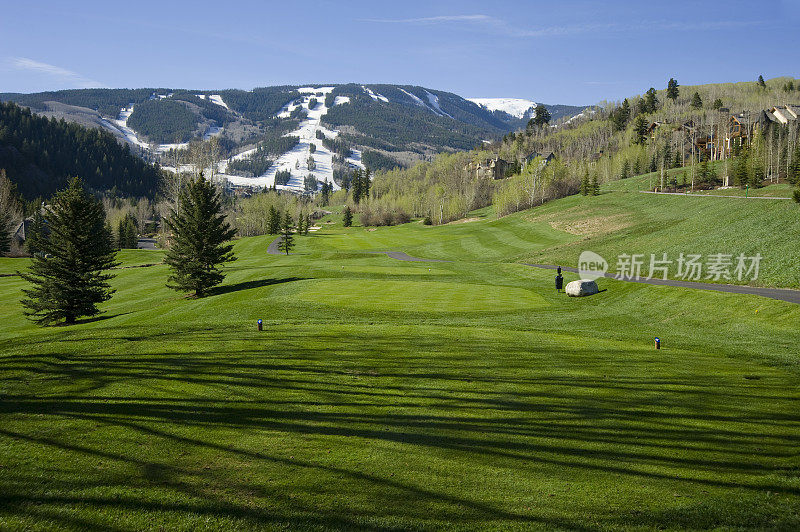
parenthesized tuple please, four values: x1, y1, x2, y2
(0, 85, 584, 192)
(0, 101, 162, 200)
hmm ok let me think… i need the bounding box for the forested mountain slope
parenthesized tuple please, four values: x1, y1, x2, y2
(0, 101, 162, 199)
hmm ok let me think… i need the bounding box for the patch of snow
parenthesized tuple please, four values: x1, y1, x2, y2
(424, 90, 453, 119)
(362, 85, 389, 102)
(346, 148, 365, 170)
(209, 94, 229, 109)
(333, 95, 351, 106)
(398, 88, 427, 108)
(467, 98, 537, 119)
(196, 94, 207, 100)
(221, 86, 342, 193)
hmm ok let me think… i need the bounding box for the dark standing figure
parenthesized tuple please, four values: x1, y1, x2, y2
(555, 266, 564, 293)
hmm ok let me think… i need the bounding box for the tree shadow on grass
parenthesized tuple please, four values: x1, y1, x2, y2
(57, 313, 132, 326)
(208, 277, 307, 297)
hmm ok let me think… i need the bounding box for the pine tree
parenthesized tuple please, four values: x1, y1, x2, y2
(304, 214, 311, 235)
(690, 92, 703, 110)
(351, 169, 363, 204)
(343, 205, 353, 227)
(757, 75, 766, 88)
(666, 78, 679, 101)
(296, 212, 305, 235)
(267, 206, 281, 235)
(633, 157, 641, 175)
(632, 115, 649, 144)
(164, 173, 236, 297)
(19, 177, 118, 325)
(712, 98, 724, 110)
(611, 99, 630, 131)
(278, 211, 295, 255)
(642, 88, 659, 113)
(672, 150, 682, 169)
(0, 169, 19, 255)
(590, 174, 600, 196)
(620, 159, 630, 180)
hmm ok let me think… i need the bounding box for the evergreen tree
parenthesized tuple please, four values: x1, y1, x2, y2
(351, 169, 363, 204)
(672, 150, 682, 169)
(611, 99, 630, 131)
(116, 214, 138, 249)
(530, 105, 551, 127)
(164, 173, 236, 297)
(632, 115, 649, 144)
(757, 75, 766, 88)
(278, 211, 295, 255)
(793, 188, 800, 204)
(304, 214, 311, 235)
(633, 157, 641, 175)
(296, 212, 305, 235)
(642, 88, 659, 113)
(690, 92, 703, 109)
(267, 205, 281, 235)
(712, 98, 724, 110)
(19, 177, 118, 325)
(343, 205, 353, 227)
(590, 174, 600, 196)
(320, 182, 331, 206)
(666, 78, 679, 101)
(620, 159, 630, 179)
(0, 169, 20, 255)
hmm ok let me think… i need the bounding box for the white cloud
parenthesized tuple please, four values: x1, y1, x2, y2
(8, 57, 106, 89)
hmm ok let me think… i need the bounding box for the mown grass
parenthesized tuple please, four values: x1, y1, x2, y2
(1, 196, 799, 530)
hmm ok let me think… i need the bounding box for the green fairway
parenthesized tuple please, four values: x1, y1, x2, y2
(1, 204, 800, 530)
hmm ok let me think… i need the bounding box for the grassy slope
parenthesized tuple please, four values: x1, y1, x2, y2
(517, 175, 800, 288)
(1, 204, 800, 529)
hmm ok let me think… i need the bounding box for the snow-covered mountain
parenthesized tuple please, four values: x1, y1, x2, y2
(1, 84, 585, 193)
(467, 98, 537, 119)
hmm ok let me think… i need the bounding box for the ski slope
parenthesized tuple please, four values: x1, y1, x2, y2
(467, 97, 537, 119)
(221, 87, 363, 193)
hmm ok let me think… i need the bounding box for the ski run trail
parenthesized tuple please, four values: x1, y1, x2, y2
(220, 87, 363, 193)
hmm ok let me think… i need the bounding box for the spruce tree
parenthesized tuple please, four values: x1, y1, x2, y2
(757, 75, 766, 88)
(620, 159, 630, 179)
(672, 150, 682, 169)
(296, 212, 305, 235)
(632, 115, 649, 144)
(19, 177, 118, 325)
(304, 214, 311, 235)
(351, 169, 363, 204)
(0, 170, 19, 255)
(267, 206, 281, 235)
(712, 98, 724, 110)
(278, 211, 295, 255)
(666, 78, 679, 101)
(590, 174, 600, 196)
(343, 205, 353, 227)
(642, 88, 659, 113)
(690, 92, 703, 110)
(164, 173, 236, 297)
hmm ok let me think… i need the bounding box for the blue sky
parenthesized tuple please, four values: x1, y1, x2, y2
(1, 0, 797, 105)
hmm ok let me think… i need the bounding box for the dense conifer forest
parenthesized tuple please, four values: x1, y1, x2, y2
(0, 101, 162, 199)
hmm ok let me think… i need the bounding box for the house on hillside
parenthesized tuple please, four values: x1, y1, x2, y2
(522, 151, 555, 169)
(464, 157, 509, 180)
(647, 121, 665, 140)
(765, 105, 800, 125)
